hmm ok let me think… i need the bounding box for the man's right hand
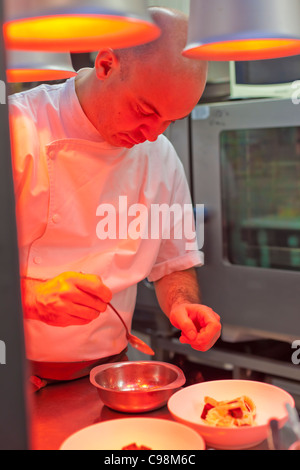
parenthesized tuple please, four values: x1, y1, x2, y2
(21, 272, 112, 327)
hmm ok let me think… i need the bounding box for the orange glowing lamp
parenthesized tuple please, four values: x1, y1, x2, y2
(183, 0, 300, 61)
(4, 0, 160, 52)
(6, 50, 77, 83)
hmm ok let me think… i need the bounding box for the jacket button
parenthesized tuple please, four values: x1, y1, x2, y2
(33, 256, 42, 265)
(52, 214, 61, 224)
(48, 150, 55, 160)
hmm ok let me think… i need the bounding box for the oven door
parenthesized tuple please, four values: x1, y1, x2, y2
(190, 98, 300, 343)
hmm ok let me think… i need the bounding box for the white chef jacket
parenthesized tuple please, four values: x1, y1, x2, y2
(8, 75, 203, 363)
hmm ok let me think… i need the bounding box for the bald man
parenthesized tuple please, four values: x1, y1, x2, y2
(9, 7, 221, 383)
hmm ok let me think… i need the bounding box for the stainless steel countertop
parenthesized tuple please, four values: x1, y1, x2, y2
(30, 376, 172, 451)
(28, 376, 290, 451)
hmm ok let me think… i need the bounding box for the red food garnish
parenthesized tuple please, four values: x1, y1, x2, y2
(245, 402, 251, 412)
(229, 407, 243, 419)
(201, 403, 215, 420)
(122, 443, 152, 450)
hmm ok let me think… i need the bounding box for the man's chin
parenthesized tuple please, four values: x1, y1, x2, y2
(114, 141, 135, 149)
(120, 141, 136, 149)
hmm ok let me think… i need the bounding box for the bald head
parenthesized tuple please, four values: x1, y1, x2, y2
(119, 8, 189, 57)
(116, 7, 207, 83)
(75, 7, 208, 148)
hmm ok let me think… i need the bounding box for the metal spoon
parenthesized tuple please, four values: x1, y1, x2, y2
(108, 303, 155, 356)
(286, 403, 300, 439)
(268, 419, 282, 450)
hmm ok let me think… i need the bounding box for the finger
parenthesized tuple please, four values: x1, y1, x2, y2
(180, 321, 221, 350)
(56, 315, 92, 327)
(179, 335, 214, 352)
(170, 308, 198, 341)
(197, 320, 222, 340)
(64, 303, 101, 322)
(42, 307, 99, 327)
(61, 286, 109, 314)
(198, 305, 221, 323)
(196, 321, 221, 347)
(56, 315, 95, 327)
(68, 311, 99, 323)
(60, 272, 112, 304)
(179, 337, 211, 352)
(72, 273, 112, 303)
(186, 303, 221, 326)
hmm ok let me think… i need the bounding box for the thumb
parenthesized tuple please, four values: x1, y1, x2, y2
(170, 305, 197, 341)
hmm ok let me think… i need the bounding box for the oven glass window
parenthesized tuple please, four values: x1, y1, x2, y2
(220, 127, 300, 271)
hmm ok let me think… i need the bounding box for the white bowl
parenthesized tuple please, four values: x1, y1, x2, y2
(168, 379, 295, 450)
(289, 440, 300, 450)
(60, 418, 206, 450)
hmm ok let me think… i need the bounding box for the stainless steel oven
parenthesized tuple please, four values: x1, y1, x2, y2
(191, 98, 300, 343)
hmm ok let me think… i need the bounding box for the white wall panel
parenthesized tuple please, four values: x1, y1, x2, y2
(147, 0, 190, 14)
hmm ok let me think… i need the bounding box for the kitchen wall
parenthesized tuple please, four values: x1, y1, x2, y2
(147, 0, 189, 14)
(146, 1, 230, 99)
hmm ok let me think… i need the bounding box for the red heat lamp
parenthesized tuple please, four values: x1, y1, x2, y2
(183, 0, 300, 61)
(3, 0, 161, 53)
(6, 50, 77, 83)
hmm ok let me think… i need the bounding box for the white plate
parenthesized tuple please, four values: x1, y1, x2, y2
(60, 417, 206, 450)
(168, 379, 295, 450)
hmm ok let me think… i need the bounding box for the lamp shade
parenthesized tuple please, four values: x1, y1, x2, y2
(183, 0, 300, 61)
(6, 50, 77, 83)
(4, 0, 160, 52)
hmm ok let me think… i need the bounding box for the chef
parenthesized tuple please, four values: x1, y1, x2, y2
(9, 7, 221, 384)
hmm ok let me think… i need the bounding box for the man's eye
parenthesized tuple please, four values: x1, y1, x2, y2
(136, 105, 152, 117)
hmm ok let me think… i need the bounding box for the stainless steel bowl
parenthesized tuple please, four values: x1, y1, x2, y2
(90, 361, 186, 413)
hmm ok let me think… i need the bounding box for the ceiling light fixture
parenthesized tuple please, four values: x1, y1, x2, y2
(183, 0, 300, 61)
(6, 50, 77, 82)
(4, 0, 160, 52)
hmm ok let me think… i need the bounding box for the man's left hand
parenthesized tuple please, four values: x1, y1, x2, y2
(169, 303, 221, 352)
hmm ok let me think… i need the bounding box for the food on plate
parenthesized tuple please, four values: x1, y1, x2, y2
(122, 443, 152, 450)
(201, 395, 256, 427)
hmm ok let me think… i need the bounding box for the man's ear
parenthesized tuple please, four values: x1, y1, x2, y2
(94, 49, 119, 80)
